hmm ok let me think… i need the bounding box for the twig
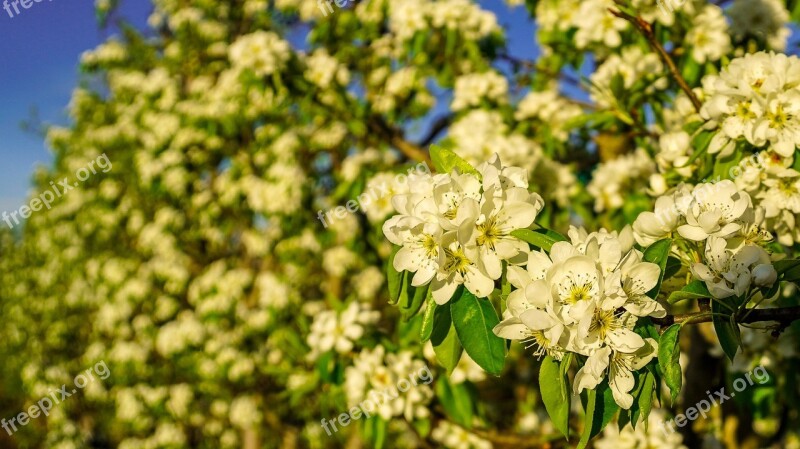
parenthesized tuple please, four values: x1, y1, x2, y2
(608, 8, 703, 112)
(418, 115, 452, 147)
(498, 53, 582, 88)
(652, 306, 800, 327)
(368, 117, 433, 166)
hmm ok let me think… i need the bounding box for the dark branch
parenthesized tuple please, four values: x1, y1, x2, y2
(652, 306, 800, 327)
(418, 114, 452, 147)
(608, 7, 703, 112)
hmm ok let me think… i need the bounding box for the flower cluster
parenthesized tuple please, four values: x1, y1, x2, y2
(589, 47, 667, 108)
(701, 52, 800, 158)
(343, 345, 433, 421)
(493, 227, 664, 408)
(306, 302, 380, 360)
(588, 148, 656, 212)
(633, 181, 777, 299)
(383, 155, 544, 303)
(734, 150, 800, 245)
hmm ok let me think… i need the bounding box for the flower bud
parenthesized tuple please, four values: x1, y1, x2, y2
(752, 264, 777, 287)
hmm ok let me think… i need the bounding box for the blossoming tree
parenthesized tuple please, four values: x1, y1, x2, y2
(2, 0, 800, 448)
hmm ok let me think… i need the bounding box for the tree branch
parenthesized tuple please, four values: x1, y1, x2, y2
(652, 306, 800, 327)
(608, 7, 703, 113)
(368, 116, 433, 166)
(418, 115, 452, 147)
(498, 53, 582, 88)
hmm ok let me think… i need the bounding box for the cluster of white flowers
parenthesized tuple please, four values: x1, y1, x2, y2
(451, 71, 509, 111)
(594, 408, 688, 449)
(633, 180, 777, 299)
(590, 47, 667, 108)
(729, 0, 791, 51)
(493, 226, 665, 408)
(423, 341, 487, 384)
(588, 149, 656, 212)
(383, 155, 544, 303)
(303, 49, 350, 89)
(431, 421, 492, 449)
(344, 345, 433, 421)
(686, 5, 731, 63)
(574, 0, 628, 49)
(306, 302, 380, 360)
(701, 52, 800, 158)
(388, 0, 499, 42)
(734, 150, 800, 245)
(448, 111, 579, 207)
(515, 88, 583, 142)
(228, 31, 291, 77)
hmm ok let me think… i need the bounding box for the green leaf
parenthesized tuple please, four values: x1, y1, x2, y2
(712, 300, 740, 361)
(420, 296, 437, 342)
(387, 246, 403, 305)
(539, 355, 571, 439)
(510, 228, 568, 252)
(775, 259, 800, 281)
(578, 382, 619, 449)
(577, 389, 597, 449)
(712, 143, 743, 180)
(667, 280, 710, 304)
(432, 321, 463, 375)
(364, 417, 387, 449)
(396, 271, 415, 309)
(664, 256, 682, 280)
(630, 371, 656, 428)
(643, 238, 672, 299)
(450, 290, 506, 375)
(401, 282, 428, 321)
(435, 378, 473, 427)
(658, 324, 683, 404)
(430, 143, 480, 177)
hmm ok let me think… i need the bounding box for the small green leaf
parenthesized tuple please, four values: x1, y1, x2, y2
(643, 238, 672, 299)
(510, 228, 568, 252)
(667, 280, 711, 304)
(540, 355, 571, 439)
(430, 143, 480, 177)
(629, 371, 656, 429)
(658, 324, 683, 405)
(712, 143, 743, 180)
(420, 297, 437, 342)
(401, 282, 428, 321)
(432, 321, 463, 375)
(578, 382, 619, 449)
(577, 389, 597, 449)
(775, 259, 800, 281)
(664, 256, 682, 280)
(435, 378, 473, 428)
(387, 246, 403, 304)
(712, 301, 740, 361)
(450, 290, 506, 375)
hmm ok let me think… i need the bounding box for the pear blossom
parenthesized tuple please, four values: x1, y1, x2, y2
(306, 302, 380, 360)
(692, 236, 776, 299)
(382, 154, 543, 303)
(677, 180, 754, 241)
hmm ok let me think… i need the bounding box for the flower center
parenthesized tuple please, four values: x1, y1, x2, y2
(443, 246, 471, 275)
(589, 309, 618, 340)
(476, 215, 502, 250)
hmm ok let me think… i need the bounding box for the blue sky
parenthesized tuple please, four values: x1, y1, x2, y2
(0, 0, 537, 214)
